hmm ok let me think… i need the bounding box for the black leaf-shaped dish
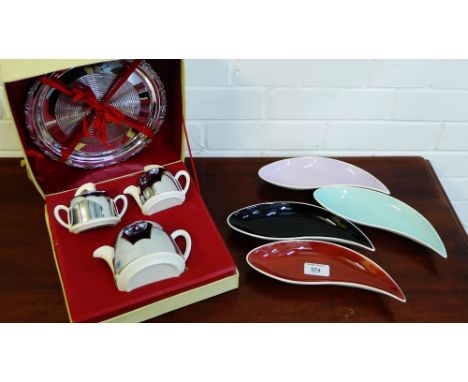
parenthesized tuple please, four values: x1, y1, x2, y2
(227, 201, 374, 251)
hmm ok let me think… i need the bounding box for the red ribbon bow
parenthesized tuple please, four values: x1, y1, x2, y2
(40, 59, 152, 162)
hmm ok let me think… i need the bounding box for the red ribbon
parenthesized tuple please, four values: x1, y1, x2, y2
(40, 60, 152, 162)
(102, 59, 142, 103)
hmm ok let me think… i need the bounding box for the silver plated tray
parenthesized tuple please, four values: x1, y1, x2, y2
(25, 60, 166, 169)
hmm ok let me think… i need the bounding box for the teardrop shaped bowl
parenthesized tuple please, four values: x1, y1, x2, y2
(258, 156, 390, 193)
(314, 186, 447, 258)
(227, 201, 375, 251)
(247, 240, 406, 302)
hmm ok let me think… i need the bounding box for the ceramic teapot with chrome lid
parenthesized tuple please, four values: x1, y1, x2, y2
(124, 165, 190, 216)
(93, 220, 192, 292)
(53, 182, 128, 234)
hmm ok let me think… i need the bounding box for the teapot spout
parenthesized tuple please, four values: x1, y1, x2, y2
(93, 245, 115, 274)
(124, 185, 143, 208)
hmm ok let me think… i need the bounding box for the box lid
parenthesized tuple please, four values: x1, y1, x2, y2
(1, 59, 186, 196)
(0, 60, 108, 82)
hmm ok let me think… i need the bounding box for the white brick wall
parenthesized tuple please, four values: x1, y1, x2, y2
(369, 60, 436, 88)
(440, 179, 468, 201)
(453, 202, 468, 222)
(393, 90, 468, 121)
(234, 59, 303, 86)
(266, 89, 395, 120)
(187, 89, 264, 119)
(205, 121, 326, 150)
(0, 59, 467, 233)
(438, 123, 468, 150)
(185, 60, 231, 87)
(303, 60, 373, 87)
(324, 122, 442, 150)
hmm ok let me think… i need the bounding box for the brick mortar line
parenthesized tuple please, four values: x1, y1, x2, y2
(187, 117, 468, 123)
(185, 85, 468, 92)
(0, 118, 466, 124)
(193, 119, 446, 124)
(174, 148, 468, 155)
(1, 142, 464, 156)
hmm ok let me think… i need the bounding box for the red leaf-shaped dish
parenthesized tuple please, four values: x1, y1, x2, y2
(247, 240, 406, 302)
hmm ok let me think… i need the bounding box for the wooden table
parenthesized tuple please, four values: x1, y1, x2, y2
(1, 157, 467, 322)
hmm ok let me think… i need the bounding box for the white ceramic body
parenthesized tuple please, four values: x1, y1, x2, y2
(113, 222, 190, 272)
(53, 183, 128, 234)
(124, 165, 190, 216)
(93, 221, 192, 292)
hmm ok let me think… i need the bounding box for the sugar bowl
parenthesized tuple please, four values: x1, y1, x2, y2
(124, 165, 190, 216)
(53, 182, 128, 234)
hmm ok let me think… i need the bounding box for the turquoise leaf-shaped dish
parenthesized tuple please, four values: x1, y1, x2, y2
(314, 186, 447, 258)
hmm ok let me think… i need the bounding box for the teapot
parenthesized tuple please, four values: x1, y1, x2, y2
(124, 165, 190, 216)
(93, 220, 192, 292)
(54, 182, 128, 234)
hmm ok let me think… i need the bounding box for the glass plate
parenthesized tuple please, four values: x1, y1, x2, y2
(25, 60, 166, 169)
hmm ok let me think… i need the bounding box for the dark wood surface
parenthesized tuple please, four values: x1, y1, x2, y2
(1, 157, 467, 322)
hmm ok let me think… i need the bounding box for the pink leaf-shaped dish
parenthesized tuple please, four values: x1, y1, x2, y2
(259, 156, 390, 194)
(246, 240, 406, 302)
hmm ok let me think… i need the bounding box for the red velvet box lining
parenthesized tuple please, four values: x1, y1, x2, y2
(45, 161, 237, 322)
(5, 59, 184, 195)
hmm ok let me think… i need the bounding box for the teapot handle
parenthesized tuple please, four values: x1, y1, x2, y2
(53, 205, 70, 229)
(171, 229, 192, 261)
(113, 195, 128, 218)
(174, 170, 191, 195)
